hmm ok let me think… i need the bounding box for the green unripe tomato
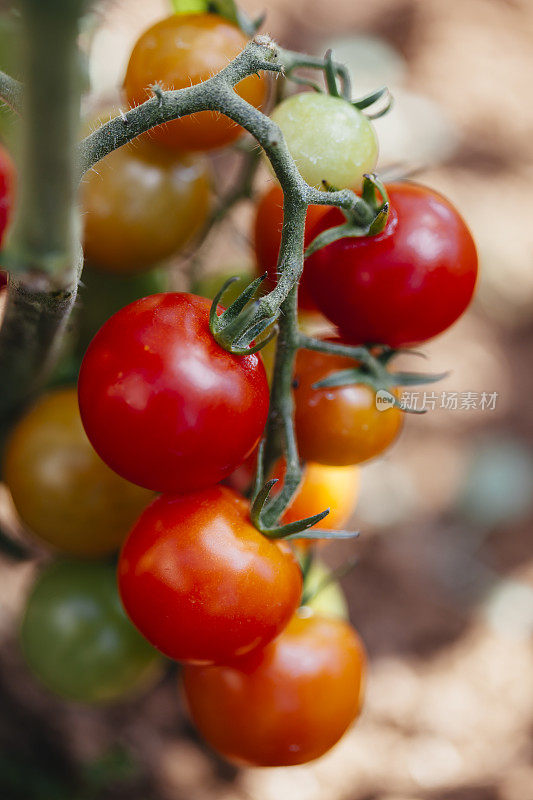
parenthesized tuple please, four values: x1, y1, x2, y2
(302, 560, 349, 620)
(20, 561, 161, 704)
(270, 92, 378, 190)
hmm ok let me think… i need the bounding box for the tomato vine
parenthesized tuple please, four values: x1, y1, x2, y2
(0, 0, 441, 538)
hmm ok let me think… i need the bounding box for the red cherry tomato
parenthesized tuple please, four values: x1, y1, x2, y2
(254, 184, 328, 310)
(183, 611, 366, 766)
(124, 14, 267, 152)
(0, 142, 15, 247)
(306, 182, 478, 346)
(78, 293, 269, 493)
(118, 485, 302, 664)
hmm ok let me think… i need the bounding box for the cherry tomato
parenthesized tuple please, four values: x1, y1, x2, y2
(270, 93, 378, 190)
(118, 485, 302, 664)
(124, 14, 267, 152)
(20, 561, 161, 703)
(293, 346, 403, 465)
(0, 141, 15, 247)
(271, 458, 360, 531)
(182, 610, 366, 766)
(302, 561, 349, 620)
(3, 388, 153, 558)
(78, 293, 269, 493)
(82, 138, 210, 273)
(253, 184, 329, 310)
(306, 182, 478, 347)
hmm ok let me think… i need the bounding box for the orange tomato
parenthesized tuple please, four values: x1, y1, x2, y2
(82, 138, 210, 273)
(183, 611, 366, 766)
(293, 345, 403, 465)
(272, 457, 359, 530)
(124, 14, 267, 152)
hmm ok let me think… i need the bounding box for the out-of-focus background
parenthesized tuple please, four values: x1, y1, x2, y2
(1, 0, 533, 798)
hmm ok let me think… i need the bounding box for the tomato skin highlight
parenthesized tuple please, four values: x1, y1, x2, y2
(21, 561, 161, 703)
(78, 293, 269, 493)
(253, 184, 327, 310)
(82, 140, 210, 273)
(124, 14, 267, 152)
(293, 345, 403, 466)
(3, 388, 153, 558)
(306, 182, 478, 347)
(118, 485, 303, 665)
(182, 611, 366, 766)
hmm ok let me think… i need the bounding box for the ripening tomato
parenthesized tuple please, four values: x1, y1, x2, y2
(253, 184, 329, 310)
(271, 458, 360, 531)
(0, 141, 15, 246)
(3, 388, 153, 558)
(270, 93, 378, 190)
(21, 561, 161, 703)
(303, 561, 349, 620)
(82, 138, 210, 273)
(306, 182, 478, 347)
(182, 610, 366, 766)
(124, 14, 267, 152)
(293, 346, 403, 465)
(118, 485, 302, 664)
(78, 293, 269, 493)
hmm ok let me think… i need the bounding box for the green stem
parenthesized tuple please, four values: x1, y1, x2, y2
(0, 0, 85, 425)
(260, 196, 307, 528)
(280, 48, 352, 100)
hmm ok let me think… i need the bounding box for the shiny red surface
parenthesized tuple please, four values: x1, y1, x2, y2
(183, 611, 366, 766)
(0, 143, 15, 248)
(118, 485, 303, 664)
(78, 293, 269, 493)
(306, 182, 478, 347)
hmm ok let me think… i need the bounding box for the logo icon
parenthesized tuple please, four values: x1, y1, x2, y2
(375, 389, 395, 411)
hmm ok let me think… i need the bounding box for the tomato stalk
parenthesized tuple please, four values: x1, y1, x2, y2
(0, 0, 87, 433)
(0, 23, 391, 538)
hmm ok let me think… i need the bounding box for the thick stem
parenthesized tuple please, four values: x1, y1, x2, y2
(6, 0, 83, 276)
(260, 197, 307, 527)
(0, 0, 85, 425)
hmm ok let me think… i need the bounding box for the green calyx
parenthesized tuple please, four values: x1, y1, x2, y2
(209, 274, 277, 355)
(305, 174, 391, 259)
(250, 477, 359, 541)
(305, 340, 449, 415)
(352, 85, 393, 119)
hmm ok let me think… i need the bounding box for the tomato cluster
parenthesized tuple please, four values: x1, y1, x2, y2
(3, 4, 479, 772)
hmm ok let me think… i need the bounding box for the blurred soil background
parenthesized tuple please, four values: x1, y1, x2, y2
(1, 0, 533, 798)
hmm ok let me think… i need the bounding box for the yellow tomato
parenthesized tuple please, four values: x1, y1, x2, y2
(3, 388, 153, 557)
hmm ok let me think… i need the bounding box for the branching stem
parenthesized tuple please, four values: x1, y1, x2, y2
(0, 25, 379, 533)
